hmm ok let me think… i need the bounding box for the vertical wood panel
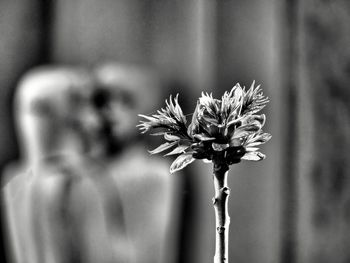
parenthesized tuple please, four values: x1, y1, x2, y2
(280, 0, 299, 263)
(297, 1, 350, 263)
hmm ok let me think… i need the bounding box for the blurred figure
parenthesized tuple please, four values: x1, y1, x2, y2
(93, 62, 181, 263)
(2, 66, 132, 263)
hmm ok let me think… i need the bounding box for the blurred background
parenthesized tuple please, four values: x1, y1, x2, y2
(1, 0, 349, 263)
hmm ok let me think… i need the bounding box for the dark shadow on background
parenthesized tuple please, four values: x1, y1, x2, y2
(280, 0, 299, 263)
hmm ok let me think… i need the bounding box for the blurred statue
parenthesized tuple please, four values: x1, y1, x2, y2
(3, 66, 132, 263)
(93, 62, 181, 263)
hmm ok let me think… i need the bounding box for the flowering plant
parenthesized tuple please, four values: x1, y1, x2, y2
(138, 81, 271, 263)
(138, 82, 271, 172)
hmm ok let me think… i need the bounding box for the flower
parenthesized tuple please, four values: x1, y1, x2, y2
(137, 81, 271, 173)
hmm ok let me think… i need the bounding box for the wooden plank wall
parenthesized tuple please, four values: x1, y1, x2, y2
(297, 1, 350, 263)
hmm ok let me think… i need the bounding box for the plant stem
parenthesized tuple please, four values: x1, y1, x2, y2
(212, 162, 230, 263)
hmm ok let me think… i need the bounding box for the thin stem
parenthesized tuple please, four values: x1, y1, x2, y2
(212, 162, 230, 263)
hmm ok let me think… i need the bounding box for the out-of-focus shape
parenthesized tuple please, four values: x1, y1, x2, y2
(94, 62, 181, 263)
(3, 66, 132, 263)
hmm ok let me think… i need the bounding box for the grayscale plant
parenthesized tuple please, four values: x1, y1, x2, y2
(138, 81, 271, 263)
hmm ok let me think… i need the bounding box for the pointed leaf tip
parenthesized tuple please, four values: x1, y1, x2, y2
(148, 141, 177, 155)
(165, 145, 189, 156)
(241, 151, 266, 161)
(170, 153, 195, 173)
(164, 133, 181, 141)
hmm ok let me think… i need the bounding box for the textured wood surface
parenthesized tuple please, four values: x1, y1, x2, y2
(297, 1, 350, 263)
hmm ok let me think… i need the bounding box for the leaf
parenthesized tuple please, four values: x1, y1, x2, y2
(241, 82, 269, 115)
(166, 94, 187, 124)
(165, 145, 189, 156)
(241, 151, 266, 161)
(231, 129, 250, 140)
(230, 138, 244, 147)
(150, 132, 166, 136)
(241, 114, 266, 128)
(236, 124, 261, 133)
(164, 133, 181, 141)
(226, 117, 243, 128)
(187, 102, 200, 136)
(212, 143, 230, 151)
(193, 133, 216, 141)
(170, 153, 195, 174)
(138, 114, 157, 122)
(245, 147, 260, 152)
(247, 132, 272, 144)
(202, 115, 219, 125)
(203, 123, 220, 137)
(148, 141, 177, 155)
(244, 141, 263, 147)
(174, 94, 187, 124)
